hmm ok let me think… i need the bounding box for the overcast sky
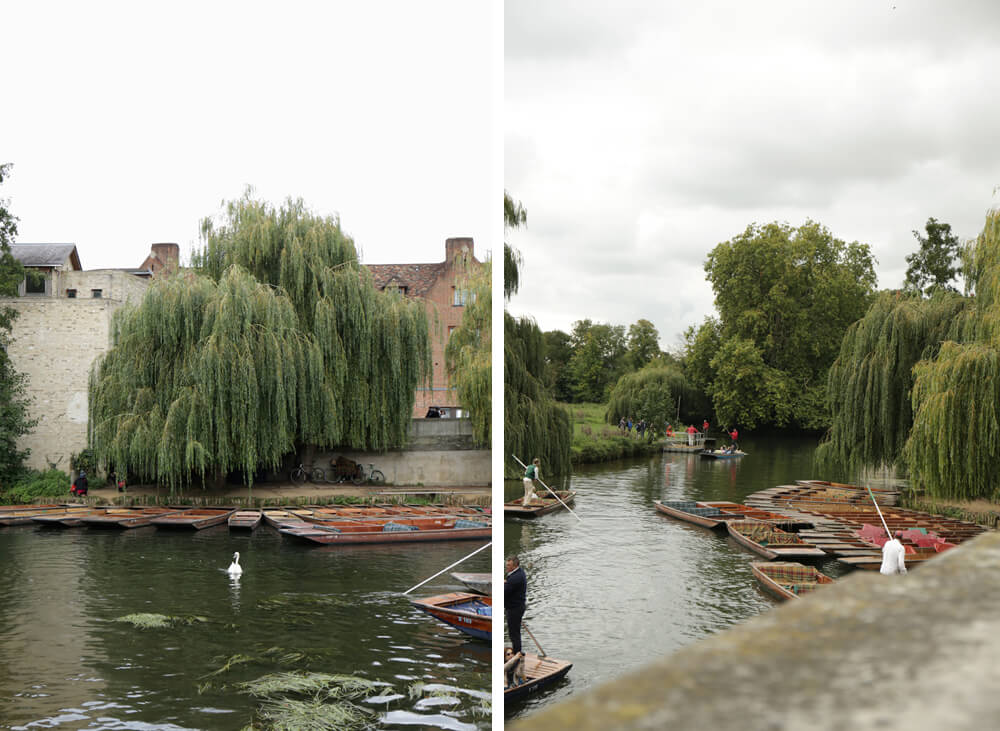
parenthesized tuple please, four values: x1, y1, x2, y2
(2, 1, 494, 269)
(505, 0, 1000, 350)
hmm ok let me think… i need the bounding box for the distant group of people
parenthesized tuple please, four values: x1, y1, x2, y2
(618, 417, 654, 440)
(69, 470, 127, 497)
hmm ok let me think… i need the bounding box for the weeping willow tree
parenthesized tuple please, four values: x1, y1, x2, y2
(90, 193, 430, 488)
(816, 290, 966, 476)
(503, 191, 572, 477)
(820, 207, 1000, 500)
(445, 260, 491, 446)
(505, 311, 572, 477)
(605, 364, 707, 428)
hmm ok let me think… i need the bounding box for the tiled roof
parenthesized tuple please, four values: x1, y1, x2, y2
(11, 244, 82, 269)
(366, 262, 447, 297)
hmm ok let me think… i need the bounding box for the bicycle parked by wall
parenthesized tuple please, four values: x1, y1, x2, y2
(352, 462, 385, 486)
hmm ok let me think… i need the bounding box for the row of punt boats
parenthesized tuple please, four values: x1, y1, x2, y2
(0, 503, 492, 545)
(654, 479, 988, 597)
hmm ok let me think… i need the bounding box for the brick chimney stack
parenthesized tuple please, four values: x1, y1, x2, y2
(148, 243, 179, 276)
(445, 237, 474, 264)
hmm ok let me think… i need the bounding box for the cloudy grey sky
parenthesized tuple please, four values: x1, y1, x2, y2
(505, 0, 1000, 350)
(2, 1, 495, 270)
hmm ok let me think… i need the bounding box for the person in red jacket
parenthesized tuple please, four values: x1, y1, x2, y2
(702, 419, 710, 434)
(686, 423, 698, 446)
(728, 427, 739, 451)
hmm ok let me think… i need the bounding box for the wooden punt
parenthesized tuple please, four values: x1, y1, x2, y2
(410, 592, 491, 641)
(654, 501, 805, 530)
(278, 517, 491, 545)
(261, 509, 313, 530)
(795, 479, 898, 494)
(80, 507, 184, 529)
(33, 508, 108, 527)
(305, 504, 486, 519)
(504, 652, 573, 703)
(451, 572, 491, 595)
(700, 449, 747, 459)
(150, 508, 235, 529)
(0, 505, 90, 526)
(504, 491, 576, 518)
(228, 509, 262, 531)
(751, 561, 835, 600)
(726, 520, 827, 560)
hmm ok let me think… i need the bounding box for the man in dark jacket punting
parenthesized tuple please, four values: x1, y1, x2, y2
(504, 555, 527, 655)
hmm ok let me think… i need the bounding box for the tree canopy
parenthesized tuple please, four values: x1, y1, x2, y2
(90, 193, 430, 487)
(904, 217, 962, 296)
(605, 363, 706, 430)
(692, 220, 877, 429)
(503, 191, 572, 477)
(445, 260, 491, 447)
(0, 164, 35, 483)
(566, 320, 627, 403)
(820, 207, 1000, 501)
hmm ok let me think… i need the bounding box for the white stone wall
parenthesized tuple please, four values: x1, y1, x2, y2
(2, 272, 149, 473)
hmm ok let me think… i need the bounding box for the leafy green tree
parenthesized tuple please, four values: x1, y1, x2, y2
(701, 220, 876, 429)
(625, 318, 662, 371)
(503, 192, 572, 476)
(566, 320, 627, 403)
(445, 260, 491, 446)
(542, 329, 574, 402)
(682, 317, 722, 395)
(904, 217, 962, 296)
(606, 363, 706, 430)
(0, 164, 35, 484)
(90, 193, 430, 488)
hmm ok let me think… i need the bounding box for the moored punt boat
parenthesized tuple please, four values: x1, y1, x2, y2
(410, 592, 491, 641)
(726, 520, 827, 560)
(150, 508, 235, 530)
(278, 517, 491, 545)
(81, 507, 185, 529)
(0, 505, 90, 526)
(700, 449, 747, 459)
(228, 509, 262, 531)
(451, 572, 491, 595)
(33, 508, 108, 527)
(504, 652, 573, 703)
(795, 479, 897, 494)
(261, 509, 314, 530)
(654, 501, 805, 530)
(504, 491, 576, 518)
(751, 561, 835, 600)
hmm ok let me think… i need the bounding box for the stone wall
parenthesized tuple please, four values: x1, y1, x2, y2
(510, 531, 1000, 730)
(3, 271, 149, 472)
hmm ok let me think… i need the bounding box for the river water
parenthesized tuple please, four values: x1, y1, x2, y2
(0, 522, 490, 730)
(503, 434, 837, 721)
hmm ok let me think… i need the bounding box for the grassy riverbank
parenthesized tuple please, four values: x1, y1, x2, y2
(564, 402, 661, 465)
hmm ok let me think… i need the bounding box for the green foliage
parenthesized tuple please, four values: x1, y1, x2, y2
(70, 449, 97, 476)
(697, 220, 876, 430)
(505, 312, 572, 477)
(445, 261, 491, 446)
(904, 217, 962, 295)
(817, 291, 966, 475)
(625, 318, 662, 371)
(504, 191, 526, 300)
(566, 319, 627, 403)
(0, 469, 71, 504)
(682, 318, 721, 394)
(567, 402, 660, 464)
(91, 193, 430, 489)
(0, 164, 36, 482)
(605, 363, 705, 428)
(543, 329, 574, 401)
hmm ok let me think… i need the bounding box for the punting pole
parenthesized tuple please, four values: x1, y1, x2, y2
(522, 621, 547, 657)
(511, 455, 583, 523)
(402, 542, 491, 596)
(866, 485, 893, 539)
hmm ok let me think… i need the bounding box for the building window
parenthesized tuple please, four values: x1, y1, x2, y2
(24, 271, 47, 295)
(453, 287, 469, 306)
(448, 326, 457, 339)
(66, 289, 77, 298)
(386, 285, 408, 296)
(91, 289, 103, 299)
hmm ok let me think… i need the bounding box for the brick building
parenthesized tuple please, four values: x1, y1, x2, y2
(3, 243, 177, 471)
(367, 237, 481, 418)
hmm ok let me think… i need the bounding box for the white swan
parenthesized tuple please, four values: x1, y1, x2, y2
(228, 551, 243, 575)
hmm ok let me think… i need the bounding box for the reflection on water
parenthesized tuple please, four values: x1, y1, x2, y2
(0, 524, 490, 729)
(503, 434, 824, 719)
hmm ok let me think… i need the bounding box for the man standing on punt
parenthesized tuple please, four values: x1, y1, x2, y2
(880, 530, 908, 575)
(505, 556, 527, 657)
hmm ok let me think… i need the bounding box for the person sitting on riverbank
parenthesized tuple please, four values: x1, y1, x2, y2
(880, 530, 908, 575)
(71, 471, 88, 497)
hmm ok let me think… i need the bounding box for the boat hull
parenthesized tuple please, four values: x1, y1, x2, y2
(410, 592, 491, 641)
(279, 524, 491, 545)
(504, 492, 576, 518)
(505, 653, 573, 703)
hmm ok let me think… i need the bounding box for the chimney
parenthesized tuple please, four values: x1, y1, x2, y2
(445, 237, 474, 265)
(150, 243, 179, 275)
